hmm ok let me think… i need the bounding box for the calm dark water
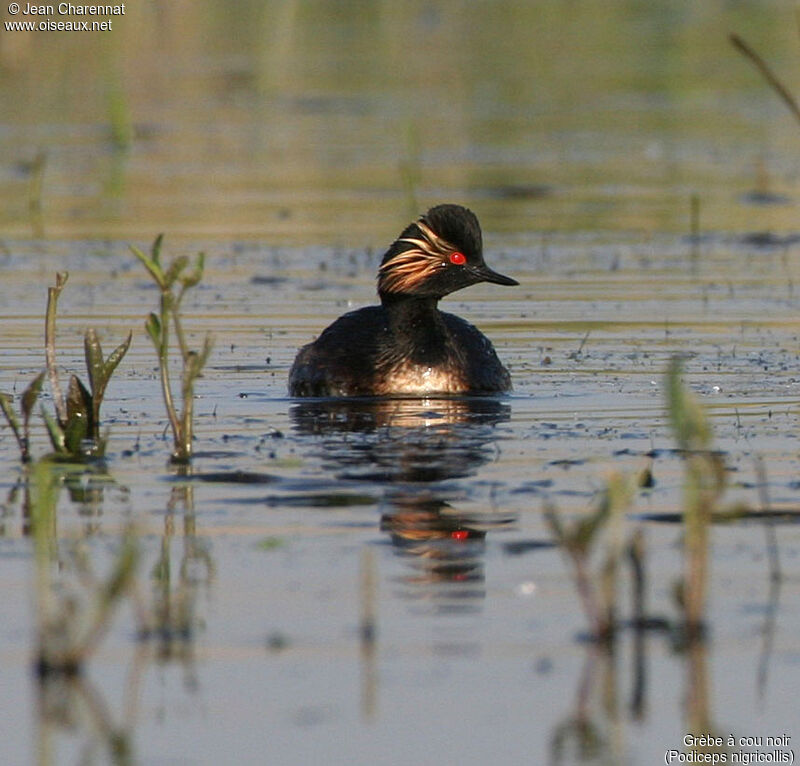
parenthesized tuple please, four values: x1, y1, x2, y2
(1, 233, 799, 764)
(2, 1, 800, 764)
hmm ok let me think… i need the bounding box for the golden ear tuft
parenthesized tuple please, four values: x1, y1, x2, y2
(378, 217, 458, 293)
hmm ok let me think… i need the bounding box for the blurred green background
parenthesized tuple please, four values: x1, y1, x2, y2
(2, 0, 800, 244)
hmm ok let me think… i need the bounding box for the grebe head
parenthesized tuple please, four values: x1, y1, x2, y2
(377, 204, 518, 301)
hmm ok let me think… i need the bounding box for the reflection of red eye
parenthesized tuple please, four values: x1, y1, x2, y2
(449, 251, 466, 265)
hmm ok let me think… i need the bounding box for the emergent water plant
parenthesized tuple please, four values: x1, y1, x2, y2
(666, 357, 726, 642)
(0, 372, 45, 463)
(130, 235, 213, 463)
(0, 273, 131, 462)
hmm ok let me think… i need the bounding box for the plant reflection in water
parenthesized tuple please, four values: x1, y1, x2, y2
(1, 455, 214, 765)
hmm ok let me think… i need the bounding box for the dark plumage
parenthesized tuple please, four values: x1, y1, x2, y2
(288, 204, 518, 396)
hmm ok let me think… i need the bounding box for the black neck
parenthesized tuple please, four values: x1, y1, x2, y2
(380, 290, 438, 310)
(379, 293, 447, 364)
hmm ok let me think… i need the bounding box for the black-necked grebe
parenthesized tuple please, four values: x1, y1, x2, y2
(288, 204, 518, 396)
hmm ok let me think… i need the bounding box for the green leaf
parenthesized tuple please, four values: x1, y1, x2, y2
(0, 392, 21, 440)
(64, 414, 88, 456)
(84, 329, 131, 439)
(145, 313, 161, 348)
(41, 406, 66, 453)
(65, 375, 91, 454)
(21, 371, 47, 424)
(164, 255, 189, 288)
(84, 328, 104, 399)
(197, 332, 214, 369)
(103, 331, 132, 384)
(666, 357, 711, 452)
(130, 239, 166, 289)
(183, 334, 214, 386)
(150, 233, 164, 266)
(66, 374, 92, 422)
(184, 350, 200, 379)
(181, 252, 205, 289)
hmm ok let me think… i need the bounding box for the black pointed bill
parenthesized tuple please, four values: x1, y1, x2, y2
(470, 263, 519, 287)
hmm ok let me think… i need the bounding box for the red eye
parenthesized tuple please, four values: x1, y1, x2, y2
(449, 251, 466, 265)
(450, 529, 469, 541)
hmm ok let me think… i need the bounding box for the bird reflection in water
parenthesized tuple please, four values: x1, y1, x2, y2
(380, 492, 516, 611)
(290, 396, 517, 609)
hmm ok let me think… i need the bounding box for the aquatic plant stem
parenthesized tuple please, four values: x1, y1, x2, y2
(179, 354, 195, 462)
(172, 288, 190, 362)
(730, 34, 800, 126)
(666, 357, 722, 640)
(172, 289, 194, 461)
(45, 273, 69, 426)
(156, 293, 185, 461)
(573, 554, 604, 638)
(133, 238, 209, 463)
(683, 458, 710, 634)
